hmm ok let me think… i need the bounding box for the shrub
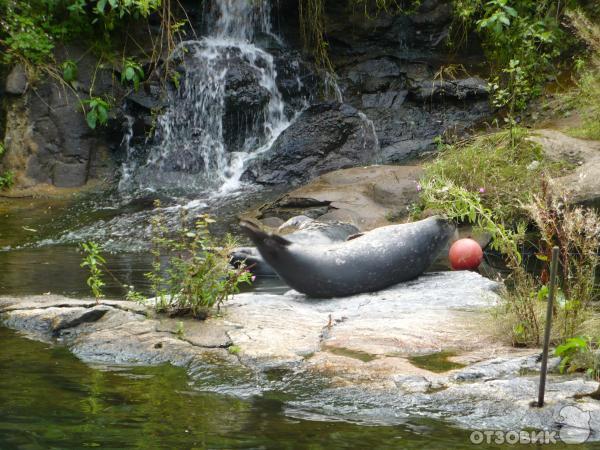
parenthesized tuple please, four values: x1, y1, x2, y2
(562, 9, 600, 140)
(526, 181, 600, 341)
(0, 170, 15, 190)
(419, 128, 567, 223)
(121, 58, 144, 91)
(145, 202, 253, 319)
(419, 156, 599, 347)
(554, 336, 599, 378)
(451, 0, 571, 111)
(61, 59, 78, 83)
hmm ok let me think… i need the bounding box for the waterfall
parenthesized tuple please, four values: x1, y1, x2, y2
(119, 0, 289, 195)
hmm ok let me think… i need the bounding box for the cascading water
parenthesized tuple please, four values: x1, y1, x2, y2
(119, 0, 289, 195)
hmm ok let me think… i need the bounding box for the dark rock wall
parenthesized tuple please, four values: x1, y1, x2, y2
(243, 102, 379, 185)
(0, 0, 490, 189)
(323, 0, 490, 163)
(245, 0, 489, 185)
(1, 48, 123, 188)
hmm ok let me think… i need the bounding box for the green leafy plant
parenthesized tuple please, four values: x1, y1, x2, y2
(0, 170, 15, 190)
(555, 336, 590, 374)
(121, 58, 144, 91)
(419, 176, 525, 265)
(561, 9, 600, 140)
(0, 5, 55, 65)
(80, 241, 106, 303)
(125, 285, 147, 303)
(175, 321, 185, 339)
(556, 337, 600, 382)
(145, 201, 253, 319)
(418, 141, 599, 347)
(451, 0, 571, 111)
(61, 59, 78, 83)
(82, 97, 110, 129)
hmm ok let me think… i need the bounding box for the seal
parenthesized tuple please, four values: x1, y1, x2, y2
(239, 216, 455, 298)
(230, 219, 359, 276)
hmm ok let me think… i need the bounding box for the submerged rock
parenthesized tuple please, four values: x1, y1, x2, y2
(2, 271, 599, 439)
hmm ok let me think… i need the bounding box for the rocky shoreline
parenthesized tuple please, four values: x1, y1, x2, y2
(2, 271, 599, 439)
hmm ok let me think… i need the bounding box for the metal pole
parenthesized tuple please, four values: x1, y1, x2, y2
(537, 246, 560, 408)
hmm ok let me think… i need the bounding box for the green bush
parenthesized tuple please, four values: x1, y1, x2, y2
(145, 202, 253, 319)
(0, 0, 164, 64)
(452, 0, 572, 111)
(562, 10, 600, 140)
(418, 126, 599, 347)
(419, 128, 567, 223)
(0, 170, 15, 190)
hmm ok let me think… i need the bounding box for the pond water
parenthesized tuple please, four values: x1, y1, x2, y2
(0, 195, 597, 449)
(3, 326, 591, 450)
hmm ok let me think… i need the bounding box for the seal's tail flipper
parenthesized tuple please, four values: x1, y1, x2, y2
(239, 220, 292, 247)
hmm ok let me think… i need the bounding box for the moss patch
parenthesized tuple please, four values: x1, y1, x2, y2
(323, 346, 377, 363)
(408, 351, 466, 373)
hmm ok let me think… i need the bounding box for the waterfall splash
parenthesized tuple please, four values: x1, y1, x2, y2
(119, 0, 289, 195)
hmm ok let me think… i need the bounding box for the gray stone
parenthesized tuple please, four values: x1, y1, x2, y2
(2, 272, 600, 438)
(531, 129, 600, 208)
(242, 102, 379, 186)
(5, 64, 28, 95)
(409, 77, 489, 101)
(362, 90, 407, 109)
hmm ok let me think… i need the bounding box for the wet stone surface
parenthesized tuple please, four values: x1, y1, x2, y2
(1, 271, 600, 438)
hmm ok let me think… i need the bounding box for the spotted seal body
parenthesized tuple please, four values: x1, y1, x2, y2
(230, 220, 360, 276)
(240, 216, 454, 298)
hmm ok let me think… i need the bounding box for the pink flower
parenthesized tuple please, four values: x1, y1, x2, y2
(251, 275, 256, 282)
(479, 187, 485, 194)
(416, 183, 422, 192)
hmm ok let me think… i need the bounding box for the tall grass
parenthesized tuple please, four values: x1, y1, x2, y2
(563, 10, 600, 140)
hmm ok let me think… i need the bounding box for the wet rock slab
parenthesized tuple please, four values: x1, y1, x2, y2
(2, 271, 599, 439)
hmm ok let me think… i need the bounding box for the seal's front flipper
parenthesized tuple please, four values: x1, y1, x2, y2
(346, 233, 364, 241)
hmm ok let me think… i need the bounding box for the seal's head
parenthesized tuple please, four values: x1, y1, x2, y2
(428, 215, 457, 244)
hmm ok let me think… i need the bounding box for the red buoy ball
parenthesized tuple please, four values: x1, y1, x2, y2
(449, 238, 483, 271)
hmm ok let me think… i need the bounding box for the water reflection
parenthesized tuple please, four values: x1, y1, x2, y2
(1, 327, 566, 450)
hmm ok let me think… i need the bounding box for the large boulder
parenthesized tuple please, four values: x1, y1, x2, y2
(531, 129, 600, 207)
(242, 102, 379, 185)
(3, 273, 600, 438)
(249, 165, 423, 230)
